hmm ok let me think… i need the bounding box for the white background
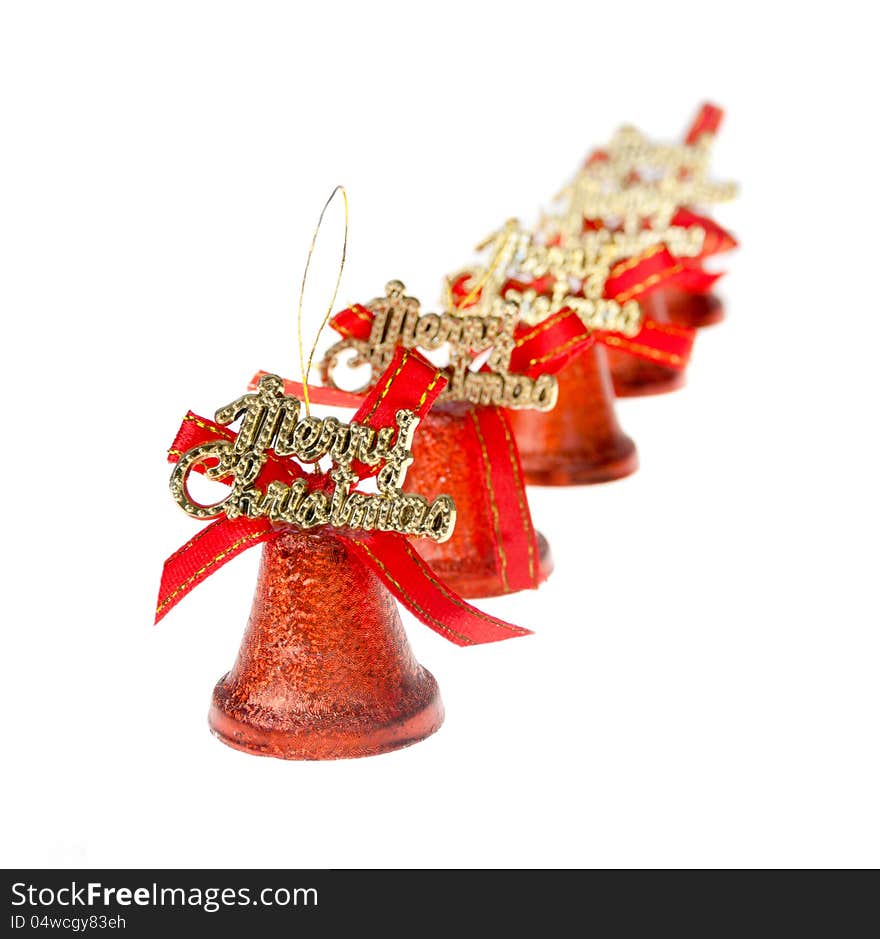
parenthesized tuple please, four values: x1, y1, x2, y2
(2, 1, 877, 869)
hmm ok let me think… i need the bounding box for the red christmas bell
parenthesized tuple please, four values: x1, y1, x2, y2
(403, 401, 552, 598)
(506, 343, 637, 485)
(209, 529, 443, 760)
(607, 290, 687, 397)
(159, 348, 531, 762)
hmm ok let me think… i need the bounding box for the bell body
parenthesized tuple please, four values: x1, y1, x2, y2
(661, 286, 725, 329)
(404, 401, 552, 599)
(209, 529, 444, 760)
(507, 343, 637, 486)
(607, 291, 687, 397)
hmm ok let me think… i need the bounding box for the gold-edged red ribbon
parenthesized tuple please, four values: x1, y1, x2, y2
(155, 347, 531, 646)
(457, 404, 541, 594)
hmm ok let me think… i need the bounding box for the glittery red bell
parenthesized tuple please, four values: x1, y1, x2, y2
(402, 401, 553, 598)
(607, 291, 687, 397)
(506, 344, 637, 486)
(660, 286, 725, 329)
(209, 529, 443, 760)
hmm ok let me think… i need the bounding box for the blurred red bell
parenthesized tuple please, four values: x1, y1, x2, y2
(403, 401, 553, 598)
(209, 529, 443, 760)
(506, 343, 638, 485)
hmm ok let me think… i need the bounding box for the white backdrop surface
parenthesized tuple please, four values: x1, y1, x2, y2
(1, 1, 877, 869)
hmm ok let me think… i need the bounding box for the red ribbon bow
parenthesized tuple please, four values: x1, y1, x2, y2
(156, 347, 531, 646)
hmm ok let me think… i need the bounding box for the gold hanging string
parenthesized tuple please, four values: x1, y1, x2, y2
(296, 184, 350, 416)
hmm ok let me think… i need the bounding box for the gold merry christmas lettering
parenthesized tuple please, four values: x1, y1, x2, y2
(554, 123, 738, 237)
(169, 374, 456, 542)
(322, 280, 558, 411)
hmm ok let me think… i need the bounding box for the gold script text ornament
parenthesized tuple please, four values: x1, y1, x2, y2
(322, 281, 558, 411)
(169, 373, 457, 543)
(454, 223, 657, 331)
(555, 123, 737, 237)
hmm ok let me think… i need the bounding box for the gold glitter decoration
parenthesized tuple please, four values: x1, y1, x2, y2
(170, 373, 457, 543)
(322, 273, 559, 411)
(552, 122, 738, 237)
(452, 221, 652, 330)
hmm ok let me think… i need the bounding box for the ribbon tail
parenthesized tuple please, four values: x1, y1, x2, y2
(155, 516, 275, 624)
(468, 406, 542, 591)
(346, 531, 532, 646)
